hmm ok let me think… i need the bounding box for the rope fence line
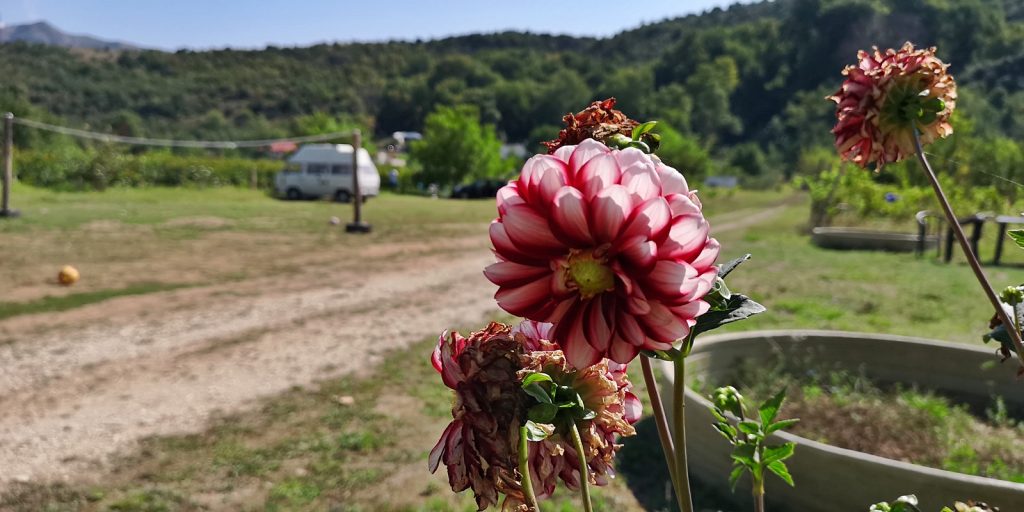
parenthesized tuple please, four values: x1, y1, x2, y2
(11, 116, 354, 149)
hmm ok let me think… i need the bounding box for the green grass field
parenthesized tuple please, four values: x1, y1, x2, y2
(2, 185, 1023, 511)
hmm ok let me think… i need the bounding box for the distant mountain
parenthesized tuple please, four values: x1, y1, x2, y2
(0, 21, 138, 50)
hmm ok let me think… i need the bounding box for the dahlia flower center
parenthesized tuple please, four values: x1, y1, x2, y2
(567, 251, 615, 299)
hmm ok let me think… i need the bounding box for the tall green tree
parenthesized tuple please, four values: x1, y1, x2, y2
(411, 105, 503, 187)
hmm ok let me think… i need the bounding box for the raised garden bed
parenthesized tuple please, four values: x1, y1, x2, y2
(812, 227, 938, 252)
(664, 330, 1024, 511)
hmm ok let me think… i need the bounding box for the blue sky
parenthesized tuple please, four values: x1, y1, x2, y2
(1, 0, 750, 50)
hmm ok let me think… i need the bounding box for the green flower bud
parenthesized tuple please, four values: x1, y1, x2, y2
(711, 386, 745, 418)
(1000, 286, 1024, 306)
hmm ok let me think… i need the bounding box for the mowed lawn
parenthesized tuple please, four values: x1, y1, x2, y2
(3, 185, 1024, 511)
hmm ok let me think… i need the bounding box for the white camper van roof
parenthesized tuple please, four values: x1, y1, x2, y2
(287, 144, 372, 165)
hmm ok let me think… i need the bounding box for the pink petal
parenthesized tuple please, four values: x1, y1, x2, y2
(666, 193, 701, 217)
(553, 144, 576, 164)
(568, 138, 610, 173)
(583, 295, 614, 352)
(692, 238, 720, 270)
(501, 203, 564, 251)
(609, 335, 639, 364)
(556, 305, 603, 369)
(551, 187, 593, 246)
(621, 240, 656, 268)
(592, 185, 632, 243)
(656, 163, 689, 195)
(526, 155, 569, 207)
(619, 197, 671, 243)
(496, 182, 524, 215)
(645, 260, 699, 298)
(490, 221, 543, 265)
(639, 301, 690, 343)
(623, 392, 643, 423)
(484, 260, 551, 287)
(495, 276, 551, 317)
(619, 154, 661, 202)
(577, 153, 622, 200)
(658, 215, 710, 260)
(616, 310, 646, 346)
(671, 300, 710, 320)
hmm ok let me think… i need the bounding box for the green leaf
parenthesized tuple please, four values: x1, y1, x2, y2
(523, 383, 552, 404)
(631, 121, 657, 140)
(718, 254, 752, 279)
(705, 277, 733, 310)
(625, 140, 651, 153)
(759, 388, 787, 426)
(712, 422, 737, 442)
(766, 460, 795, 487)
(728, 464, 745, 491)
(528, 403, 559, 423)
(737, 421, 761, 437)
(578, 409, 597, 420)
(1010, 229, 1024, 250)
(692, 294, 766, 336)
(763, 443, 796, 464)
(731, 443, 756, 466)
(524, 420, 553, 442)
(521, 373, 553, 387)
(640, 347, 684, 361)
(869, 503, 893, 512)
(766, 418, 800, 434)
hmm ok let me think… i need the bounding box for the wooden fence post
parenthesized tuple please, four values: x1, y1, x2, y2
(345, 129, 371, 233)
(1, 112, 19, 218)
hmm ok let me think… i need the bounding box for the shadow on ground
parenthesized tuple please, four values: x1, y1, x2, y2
(618, 417, 747, 512)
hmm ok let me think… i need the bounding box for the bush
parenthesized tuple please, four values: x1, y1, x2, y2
(15, 148, 284, 191)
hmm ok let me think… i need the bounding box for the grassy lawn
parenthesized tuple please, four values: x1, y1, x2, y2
(3, 186, 1023, 510)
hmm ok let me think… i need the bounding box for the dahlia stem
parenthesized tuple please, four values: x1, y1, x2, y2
(640, 356, 681, 497)
(569, 421, 594, 512)
(912, 127, 1024, 371)
(518, 425, 540, 511)
(672, 356, 695, 512)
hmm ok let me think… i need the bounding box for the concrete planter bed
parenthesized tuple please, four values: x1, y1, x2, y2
(663, 330, 1024, 512)
(811, 226, 938, 252)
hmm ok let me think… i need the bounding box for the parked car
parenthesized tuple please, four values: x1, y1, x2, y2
(451, 179, 508, 199)
(275, 144, 381, 202)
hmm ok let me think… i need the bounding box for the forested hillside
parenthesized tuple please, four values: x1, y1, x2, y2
(4, 0, 1024, 186)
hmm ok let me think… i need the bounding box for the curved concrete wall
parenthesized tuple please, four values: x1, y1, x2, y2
(662, 330, 1024, 512)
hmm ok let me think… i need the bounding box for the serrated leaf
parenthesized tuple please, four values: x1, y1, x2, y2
(718, 254, 752, 279)
(766, 460, 795, 487)
(524, 420, 553, 442)
(766, 418, 800, 434)
(631, 121, 657, 140)
(763, 443, 795, 464)
(737, 421, 760, 436)
(728, 464, 745, 491)
(759, 388, 787, 426)
(1009, 229, 1024, 250)
(528, 403, 559, 423)
(692, 294, 766, 336)
(523, 383, 552, 404)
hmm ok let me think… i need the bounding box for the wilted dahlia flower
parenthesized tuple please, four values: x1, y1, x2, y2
(829, 42, 957, 168)
(430, 321, 640, 509)
(517, 341, 641, 497)
(429, 322, 527, 510)
(543, 98, 639, 154)
(484, 138, 719, 368)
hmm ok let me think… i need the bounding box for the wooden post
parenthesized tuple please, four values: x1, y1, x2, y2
(250, 167, 258, 190)
(1, 112, 18, 218)
(345, 129, 371, 233)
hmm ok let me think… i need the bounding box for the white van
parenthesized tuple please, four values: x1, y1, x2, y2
(275, 144, 381, 202)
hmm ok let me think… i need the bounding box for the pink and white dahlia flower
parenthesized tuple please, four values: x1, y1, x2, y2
(485, 139, 719, 368)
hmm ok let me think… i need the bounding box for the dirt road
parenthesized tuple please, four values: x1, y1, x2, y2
(0, 205, 782, 491)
